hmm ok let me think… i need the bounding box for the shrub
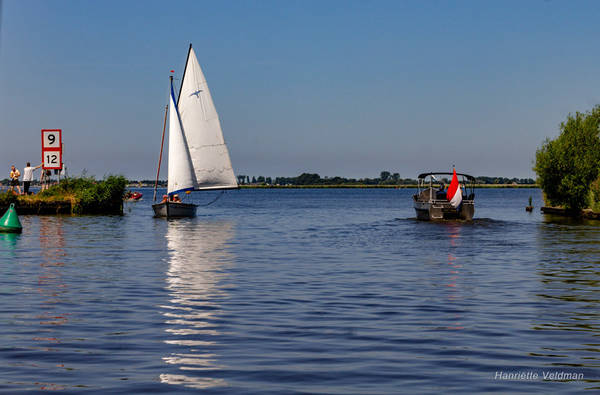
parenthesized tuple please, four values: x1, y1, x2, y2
(38, 175, 127, 214)
(534, 106, 600, 210)
(0, 191, 19, 206)
(589, 176, 600, 213)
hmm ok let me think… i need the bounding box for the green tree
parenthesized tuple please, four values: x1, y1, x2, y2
(380, 171, 390, 182)
(296, 173, 321, 185)
(534, 105, 600, 210)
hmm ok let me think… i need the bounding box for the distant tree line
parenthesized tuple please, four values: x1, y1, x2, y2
(234, 172, 535, 186)
(55, 173, 536, 189)
(115, 173, 535, 188)
(0, 174, 537, 187)
(474, 176, 536, 185)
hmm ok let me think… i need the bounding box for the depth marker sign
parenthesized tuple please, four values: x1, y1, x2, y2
(41, 129, 63, 170)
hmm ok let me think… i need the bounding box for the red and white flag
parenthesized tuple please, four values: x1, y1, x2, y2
(446, 168, 462, 208)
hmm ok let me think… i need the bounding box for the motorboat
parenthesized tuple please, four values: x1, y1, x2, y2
(124, 191, 143, 201)
(413, 171, 475, 220)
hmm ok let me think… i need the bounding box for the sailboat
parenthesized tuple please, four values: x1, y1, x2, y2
(152, 44, 238, 217)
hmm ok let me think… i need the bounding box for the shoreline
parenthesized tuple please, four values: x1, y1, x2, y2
(0, 176, 126, 215)
(236, 184, 540, 189)
(541, 206, 600, 220)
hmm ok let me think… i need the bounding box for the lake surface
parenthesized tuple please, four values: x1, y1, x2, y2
(0, 188, 598, 394)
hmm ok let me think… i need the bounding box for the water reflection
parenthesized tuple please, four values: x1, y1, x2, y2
(160, 219, 235, 390)
(534, 221, 600, 380)
(31, 217, 69, 391)
(35, 217, 69, 337)
(443, 222, 465, 330)
(0, 232, 19, 259)
(38, 216, 67, 308)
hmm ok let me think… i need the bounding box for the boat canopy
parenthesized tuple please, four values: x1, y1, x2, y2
(417, 172, 476, 181)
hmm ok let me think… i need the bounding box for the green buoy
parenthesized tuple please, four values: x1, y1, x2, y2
(0, 203, 22, 233)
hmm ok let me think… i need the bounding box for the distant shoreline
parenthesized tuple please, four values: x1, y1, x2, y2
(238, 184, 540, 189)
(127, 184, 539, 189)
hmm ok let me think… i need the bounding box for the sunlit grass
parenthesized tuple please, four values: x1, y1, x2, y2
(1, 175, 126, 215)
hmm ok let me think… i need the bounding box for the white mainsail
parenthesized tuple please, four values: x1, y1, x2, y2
(167, 85, 197, 195)
(177, 47, 238, 190)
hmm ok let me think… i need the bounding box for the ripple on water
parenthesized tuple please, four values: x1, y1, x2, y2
(0, 188, 599, 393)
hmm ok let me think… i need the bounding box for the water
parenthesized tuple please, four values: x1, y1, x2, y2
(1, 188, 599, 394)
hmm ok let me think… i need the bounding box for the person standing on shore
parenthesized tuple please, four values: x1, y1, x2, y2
(22, 162, 42, 195)
(40, 169, 52, 191)
(9, 165, 21, 195)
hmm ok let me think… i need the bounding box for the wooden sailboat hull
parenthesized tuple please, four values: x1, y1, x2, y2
(152, 201, 197, 218)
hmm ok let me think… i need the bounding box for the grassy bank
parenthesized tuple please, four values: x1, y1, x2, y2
(541, 206, 600, 220)
(240, 184, 539, 189)
(0, 176, 127, 215)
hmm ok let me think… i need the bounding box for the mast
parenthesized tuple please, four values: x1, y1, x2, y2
(152, 76, 171, 202)
(177, 43, 192, 106)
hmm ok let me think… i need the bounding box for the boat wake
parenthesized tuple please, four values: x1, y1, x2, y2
(397, 217, 525, 227)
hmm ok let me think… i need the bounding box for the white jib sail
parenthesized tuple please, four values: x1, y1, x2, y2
(167, 86, 197, 195)
(177, 47, 238, 190)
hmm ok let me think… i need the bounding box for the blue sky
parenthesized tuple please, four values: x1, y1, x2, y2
(1, 0, 599, 180)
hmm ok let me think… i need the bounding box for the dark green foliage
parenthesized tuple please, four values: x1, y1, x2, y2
(474, 176, 536, 185)
(39, 175, 127, 214)
(296, 173, 322, 185)
(534, 106, 600, 210)
(78, 176, 127, 214)
(0, 191, 19, 206)
(251, 173, 535, 187)
(589, 176, 600, 212)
